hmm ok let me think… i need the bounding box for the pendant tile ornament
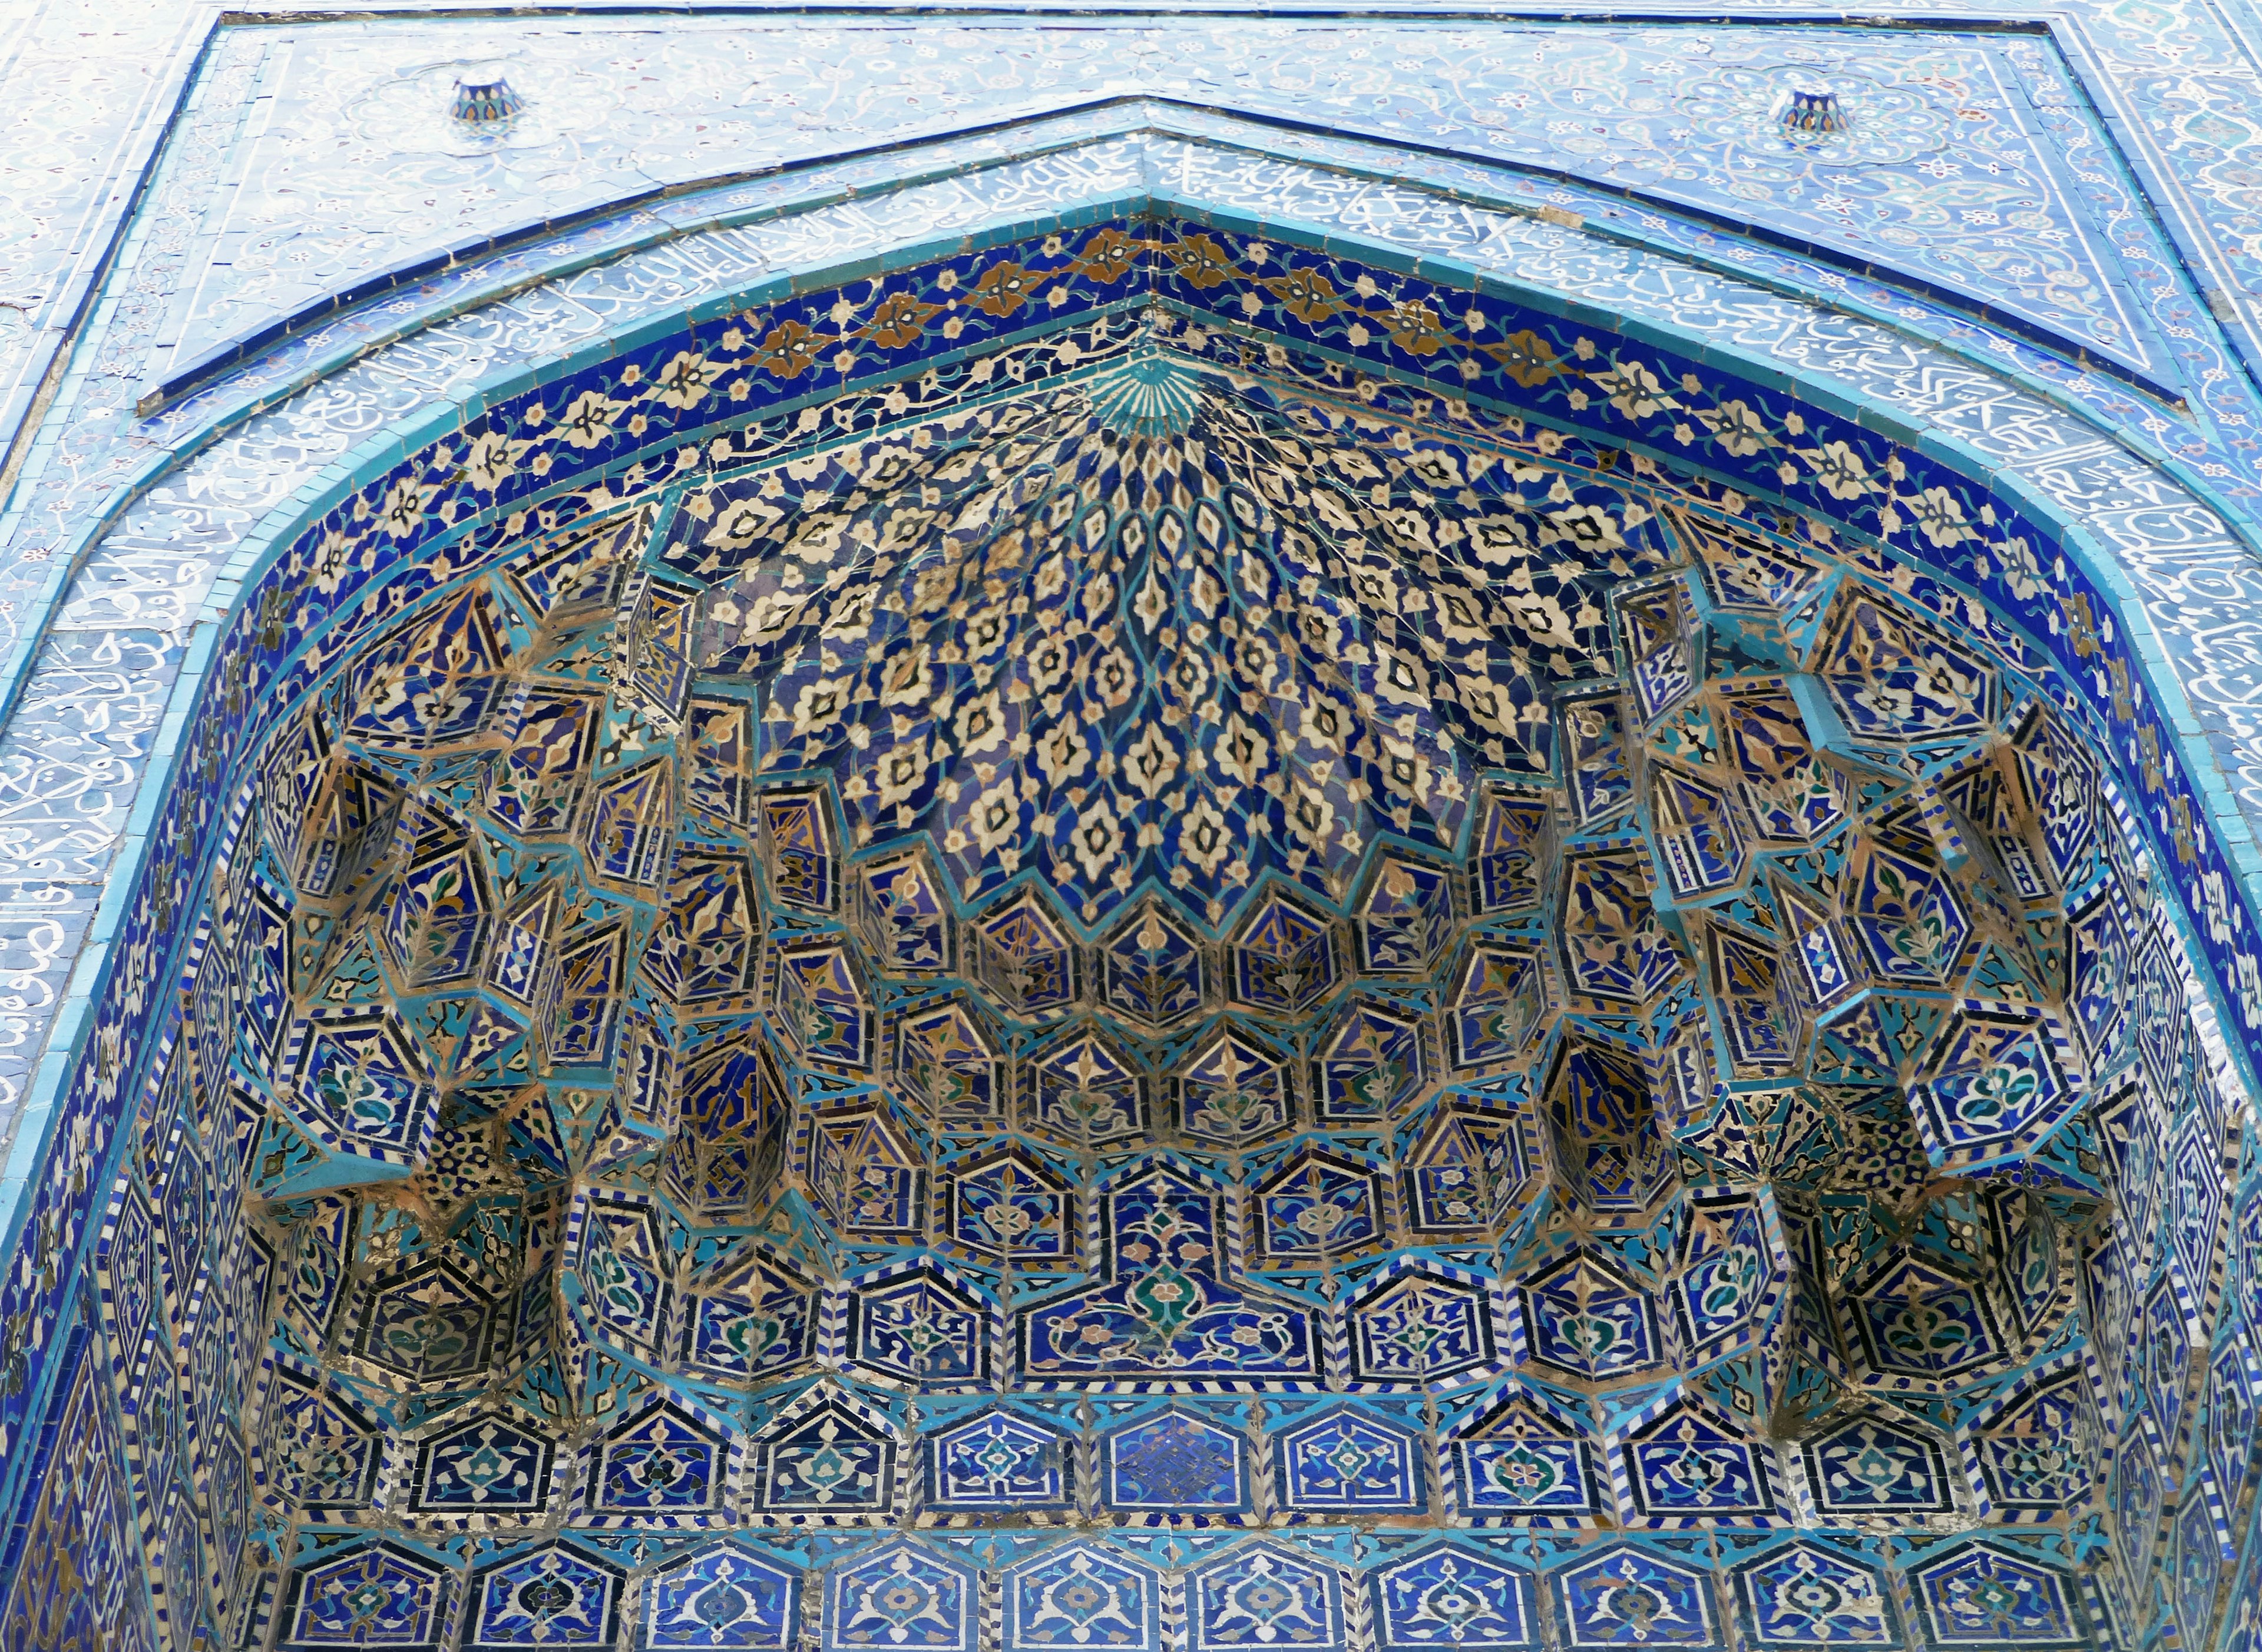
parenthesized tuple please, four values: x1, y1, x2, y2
(1274, 1407, 1426, 1514)
(925, 1408, 1074, 1515)
(466, 1544, 624, 1651)
(1906, 1545, 2089, 1650)
(1190, 1545, 1345, 1652)
(641, 1545, 801, 1651)
(1370, 1546, 1536, 1651)
(821, 1542, 976, 1652)
(1004, 1543, 1165, 1652)
(1773, 75, 1849, 137)
(280, 1541, 457, 1652)
(450, 75, 523, 125)
(1552, 1546, 1721, 1649)
(1731, 1542, 1899, 1648)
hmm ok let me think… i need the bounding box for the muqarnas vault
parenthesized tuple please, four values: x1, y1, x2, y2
(65, 271, 2227, 1652)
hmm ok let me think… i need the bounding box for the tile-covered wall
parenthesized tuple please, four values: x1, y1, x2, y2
(5, 9, 2262, 1652)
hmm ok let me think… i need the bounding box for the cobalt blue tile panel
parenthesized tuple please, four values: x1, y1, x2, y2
(7, 8, 2262, 1652)
(0, 213, 2201, 1648)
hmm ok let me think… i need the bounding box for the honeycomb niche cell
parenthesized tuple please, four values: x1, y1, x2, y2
(36, 214, 2242, 1652)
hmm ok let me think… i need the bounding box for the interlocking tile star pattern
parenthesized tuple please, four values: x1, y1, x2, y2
(18, 227, 2238, 1652)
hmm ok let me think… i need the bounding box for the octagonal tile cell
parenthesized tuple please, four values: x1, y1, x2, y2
(1613, 1399, 1781, 1524)
(1473, 787, 1552, 914)
(1449, 1401, 1605, 1523)
(973, 890, 1080, 1015)
(1401, 1103, 1532, 1240)
(1971, 1375, 2092, 1515)
(1617, 580, 1698, 729)
(1449, 945, 1546, 1070)
(1699, 925, 1803, 1080)
(465, 1542, 625, 1651)
(852, 846, 955, 976)
(939, 1146, 1076, 1267)
(1719, 684, 1844, 846)
(773, 943, 875, 1070)
(585, 1398, 735, 1525)
(894, 998, 1007, 1128)
(847, 1267, 990, 1388)
(282, 1540, 455, 1652)
(343, 1257, 499, 1387)
(1669, 1186, 1785, 1368)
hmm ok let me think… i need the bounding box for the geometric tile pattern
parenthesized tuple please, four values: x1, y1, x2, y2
(0, 68, 2248, 1644)
(49, 294, 2185, 1645)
